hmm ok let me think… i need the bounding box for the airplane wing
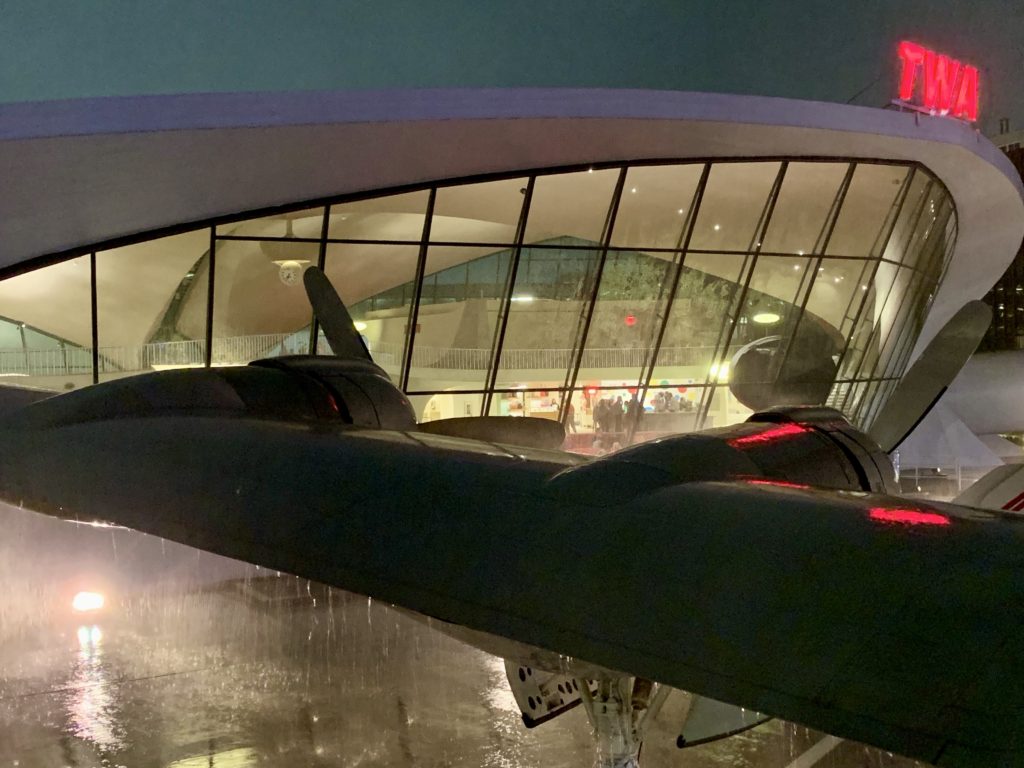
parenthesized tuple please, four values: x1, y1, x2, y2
(2, 412, 1024, 767)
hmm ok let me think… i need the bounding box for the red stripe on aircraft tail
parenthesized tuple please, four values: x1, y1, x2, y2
(1001, 491, 1024, 511)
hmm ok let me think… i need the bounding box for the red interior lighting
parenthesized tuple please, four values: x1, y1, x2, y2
(869, 508, 951, 526)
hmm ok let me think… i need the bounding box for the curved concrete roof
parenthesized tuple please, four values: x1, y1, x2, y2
(1, 88, 1022, 350)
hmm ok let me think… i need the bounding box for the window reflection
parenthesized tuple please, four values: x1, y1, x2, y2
(524, 169, 618, 245)
(689, 162, 781, 251)
(760, 163, 847, 255)
(211, 238, 318, 362)
(0, 255, 93, 388)
(0, 160, 955, 440)
(96, 232, 210, 380)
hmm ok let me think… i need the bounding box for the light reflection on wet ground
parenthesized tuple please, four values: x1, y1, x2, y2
(0, 504, 923, 768)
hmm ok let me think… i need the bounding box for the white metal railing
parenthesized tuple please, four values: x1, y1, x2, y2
(0, 335, 732, 378)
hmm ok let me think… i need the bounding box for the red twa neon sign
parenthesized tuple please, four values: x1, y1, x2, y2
(896, 41, 979, 122)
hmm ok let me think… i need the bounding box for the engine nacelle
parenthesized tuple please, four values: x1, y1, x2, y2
(548, 407, 896, 504)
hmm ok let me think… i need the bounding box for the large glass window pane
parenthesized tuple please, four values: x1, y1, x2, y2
(901, 185, 954, 271)
(404, 245, 511, 393)
(688, 162, 781, 251)
(96, 231, 211, 381)
(558, 385, 646, 451)
(0, 256, 93, 389)
(726, 255, 825, 411)
(216, 207, 323, 239)
(803, 259, 874, 333)
(573, 251, 675, 387)
(760, 163, 848, 254)
(635, 383, 705, 438)
(827, 164, 910, 257)
(494, 244, 600, 389)
(323, 242, 423, 379)
(432, 178, 527, 243)
(211, 239, 319, 364)
(880, 169, 931, 265)
(610, 164, 703, 249)
(524, 169, 618, 246)
(326, 191, 430, 242)
(649, 252, 752, 388)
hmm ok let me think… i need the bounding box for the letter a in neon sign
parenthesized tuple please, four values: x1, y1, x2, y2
(896, 40, 978, 122)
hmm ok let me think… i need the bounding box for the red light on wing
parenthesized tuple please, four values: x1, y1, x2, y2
(727, 422, 807, 447)
(869, 508, 951, 527)
(746, 479, 811, 490)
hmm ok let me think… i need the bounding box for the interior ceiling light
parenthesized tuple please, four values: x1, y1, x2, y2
(752, 312, 781, 325)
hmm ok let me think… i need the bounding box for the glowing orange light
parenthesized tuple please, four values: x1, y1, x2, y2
(727, 423, 807, 447)
(72, 591, 105, 612)
(868, 508, 951, 526)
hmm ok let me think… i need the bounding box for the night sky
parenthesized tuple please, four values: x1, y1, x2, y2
(1, 1, 1022, 136)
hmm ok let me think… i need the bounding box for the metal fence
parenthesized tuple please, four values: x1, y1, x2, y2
(0, 335, 731, 378)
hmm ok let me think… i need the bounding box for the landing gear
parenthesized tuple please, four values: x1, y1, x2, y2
(577, 678, 672, 768)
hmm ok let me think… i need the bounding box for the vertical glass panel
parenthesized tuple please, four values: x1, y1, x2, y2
(649, 253, 751, 387)
(573, 250, 675, 387)
(688, 162, 781, 251)
(760, 163, 848, 254)
(729, 255, 826, 410)
(494, 244, 600, 388)
(324, 242, 423, 379)
(326, 190, 430, 242)
(405, 245, 511, 392)
(827, 164, 910, 257)
(432, 177, 527, 243)
(610, 164, 703, 249)
(211, 239, 319, 364)
(216, 207, 323, 238)
(419, 390, 490, 421)
(635, 384, 704, 438)
(96, 231, 211, 381)
(804, 258, 874, 333)
(0, 256, 93, 389)
(487, 388, 566, 419)
(524, 169, 618, 245)
(703, 383, 754, 430)
(871, 266, 919, 382)
(901, 186, 954, 271)
(880, 169, 931, 265)
(559, 386, 643, 452)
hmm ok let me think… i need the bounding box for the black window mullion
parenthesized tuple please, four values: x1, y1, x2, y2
(771, 162, 856, 386)
(308, 205, 331, 355)
(834, 167, 916, 413)
(89, 252, 99, 384)
(558, 168, 629, 421)
(695, 161, 788, 429)
(627, 163, 710, 441)
(399, 189, 436, 392)
(481, 178, 534, 417)
(204, 228, 216, 368)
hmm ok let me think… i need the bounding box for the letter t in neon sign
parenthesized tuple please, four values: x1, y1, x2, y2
(896, 40, 978, 122)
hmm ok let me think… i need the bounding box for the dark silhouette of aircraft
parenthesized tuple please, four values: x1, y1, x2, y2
(0, 268, 1019, 767)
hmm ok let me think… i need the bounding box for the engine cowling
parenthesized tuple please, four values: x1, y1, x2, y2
(548, 407, 896, 504)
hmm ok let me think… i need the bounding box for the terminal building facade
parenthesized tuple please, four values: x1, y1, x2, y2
(2, 28, 1024, 767)
(0, 90, 1019, 454)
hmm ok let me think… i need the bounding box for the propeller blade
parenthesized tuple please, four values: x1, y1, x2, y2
(866, 300, 991, 453)
(303, 266, 372, 361)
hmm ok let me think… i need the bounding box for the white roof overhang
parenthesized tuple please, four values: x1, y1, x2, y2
(1, 88, 1021, 349)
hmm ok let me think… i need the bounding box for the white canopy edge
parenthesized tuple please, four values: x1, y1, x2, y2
(1, 88, 1021, 351)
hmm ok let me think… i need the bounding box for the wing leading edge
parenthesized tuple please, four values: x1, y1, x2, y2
(2, 415, 1023, 765)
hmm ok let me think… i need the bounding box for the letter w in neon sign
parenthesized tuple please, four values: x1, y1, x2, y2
(897, 41, 979, 122)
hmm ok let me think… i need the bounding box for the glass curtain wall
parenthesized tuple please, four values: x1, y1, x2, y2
(0, 160, 955, 453)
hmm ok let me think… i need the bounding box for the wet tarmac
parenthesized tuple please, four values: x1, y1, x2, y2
(0, 504, 923, 768)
